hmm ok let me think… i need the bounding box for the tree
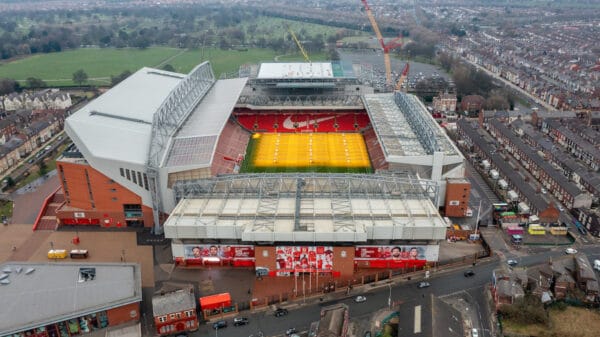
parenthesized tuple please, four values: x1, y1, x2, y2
(0, 78, 21, 95)
(72, 69, 88, 85)
(38, 161, 48, 175)
(26, 77, 47, 88)
(110, 70, 132, 86)
(162, 64, 176, 72)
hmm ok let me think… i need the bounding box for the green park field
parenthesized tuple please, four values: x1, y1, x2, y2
(0, 47, 327, 86)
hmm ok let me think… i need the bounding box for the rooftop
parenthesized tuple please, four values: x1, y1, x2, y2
(256, 62, 353, 79)
(0, 262, 141, 335)
(363, 93, 459, 157)
(152, 285, 196, 316)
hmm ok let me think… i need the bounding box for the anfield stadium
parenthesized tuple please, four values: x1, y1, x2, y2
(55, 61, 465, 277)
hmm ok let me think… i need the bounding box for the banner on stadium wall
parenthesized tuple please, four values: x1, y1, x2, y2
(275, 246, 334, 276)
(354, 245, 439, 262)
(183, 244, 255, 261)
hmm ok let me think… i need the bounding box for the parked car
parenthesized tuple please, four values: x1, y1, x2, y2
(464, 270, 475, 277)
(355, 295, 367, 303)
(274, 308, 289, 317)
(212, 320, 227, 330)
(233, 317, 249, 326)
(472, 328, 479, 337)
(417, 282, 430, 289)
(364, 332, 372, 337)
(285, 328, 297, 336)
(507, 259, 518, 267)
(565, 248, 578, 254)
(541, 188, 547, 194)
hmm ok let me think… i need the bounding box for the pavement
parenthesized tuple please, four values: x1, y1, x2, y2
(10, 171, 59, 224)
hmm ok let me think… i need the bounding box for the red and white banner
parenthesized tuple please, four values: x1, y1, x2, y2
(275, 246, 334, 275)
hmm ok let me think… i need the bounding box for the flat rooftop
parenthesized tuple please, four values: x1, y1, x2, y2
(0, 262, 142, 335)
(256, 62, 354, 79)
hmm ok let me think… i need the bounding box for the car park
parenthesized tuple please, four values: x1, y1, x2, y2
(274, 308, 289, 317)
(417, 282, 430, 288)
(212, 320, 227, 330)
(565, 248, 578, 254)
(355, 295, 367, 303)
(233, 317, 249, 326)
(507, 259, 518, 267)
(464, 270, 475, 277)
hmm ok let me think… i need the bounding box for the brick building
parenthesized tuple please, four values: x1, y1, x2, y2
(152, 285, 199, 336)
(444, 178, 471, 217)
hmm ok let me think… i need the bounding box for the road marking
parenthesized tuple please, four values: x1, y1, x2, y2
(414, 305, 422, 333)
(282, 116, 337, 129)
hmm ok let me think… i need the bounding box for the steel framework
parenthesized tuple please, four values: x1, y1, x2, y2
(172, 173, 438, 203)
(146, 62, 215, 233)
(394, 92, 440, 154)
(237, 94, 363, 107)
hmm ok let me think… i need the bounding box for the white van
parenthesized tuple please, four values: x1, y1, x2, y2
(594, 260, 600, 271)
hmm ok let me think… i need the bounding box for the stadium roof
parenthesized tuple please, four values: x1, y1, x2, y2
(65, 68, 182, 165)
(363, 93, 460, 158)
(166, 77, 248, 169)
(66, 67, 246, 169)
(164, 196, 446, 243)
(257, 62, 334, 79)
(0, 262, 141, 335)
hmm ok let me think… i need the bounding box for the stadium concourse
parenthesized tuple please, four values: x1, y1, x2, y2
(49, 60, 468, 281)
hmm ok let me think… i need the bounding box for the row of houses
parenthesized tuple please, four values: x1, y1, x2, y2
(492, 254, 599, 308)
(485, 118, 592, 209)
(511, 120, 600, 202)
(450, 30, 600, 113)
(0, 109, 65, 174)
(0, 89, 72, 112)
(543, 119, 600, 172)
(456, 118, 559, 222)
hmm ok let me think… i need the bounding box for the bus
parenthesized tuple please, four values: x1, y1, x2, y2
(528, 225, 546, 235)
(493, 203, 510, 212)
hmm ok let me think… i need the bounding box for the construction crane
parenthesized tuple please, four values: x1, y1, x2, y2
(287, 25, 310, 62)
(395, 62, 410, 91)
(360, 0, 403, 86)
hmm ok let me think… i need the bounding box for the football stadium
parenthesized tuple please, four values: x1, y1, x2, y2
(54, 61, 466, 277)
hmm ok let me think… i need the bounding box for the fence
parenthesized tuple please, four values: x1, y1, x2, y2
(238, 246, 491, 312)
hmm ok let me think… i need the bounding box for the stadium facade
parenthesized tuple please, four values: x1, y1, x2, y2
(56, 61, 466, 276)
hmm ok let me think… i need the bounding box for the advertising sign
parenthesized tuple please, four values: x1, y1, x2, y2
(183, 244, 254, 261)
(354, 245, 439, 269)
(275, 246, 333, 275)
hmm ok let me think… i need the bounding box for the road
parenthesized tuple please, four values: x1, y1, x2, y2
(445, 48, 556, 112)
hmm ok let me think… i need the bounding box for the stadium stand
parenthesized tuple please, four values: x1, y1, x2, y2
(363, 127, 388, 171)
(211, 119, 252, 175)
(234, 110, 370, 133)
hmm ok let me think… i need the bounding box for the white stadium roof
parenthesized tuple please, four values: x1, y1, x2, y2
(65, 68, 183, 165)
(166, 78, 247, 169)
(0, 262, 141, 335)
(257, 62, 334, 79)
(164, 196, 447, 243)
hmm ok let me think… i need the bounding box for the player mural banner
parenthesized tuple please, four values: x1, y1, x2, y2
(275, 246, 333, 275)
(183, 244, 255, 261)
(354, 245, 439, 269)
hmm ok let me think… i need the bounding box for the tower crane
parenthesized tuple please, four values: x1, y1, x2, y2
(360, 0, 403, 87)
(395, 62, 410, 91)
(287, 25, 310, 63)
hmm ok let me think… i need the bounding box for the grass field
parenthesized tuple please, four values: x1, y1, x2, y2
(0, 47, 183, 86)
(240, 133, 372, 174)
(503, 306, 600, 337)
(0, 47, 330, 86)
